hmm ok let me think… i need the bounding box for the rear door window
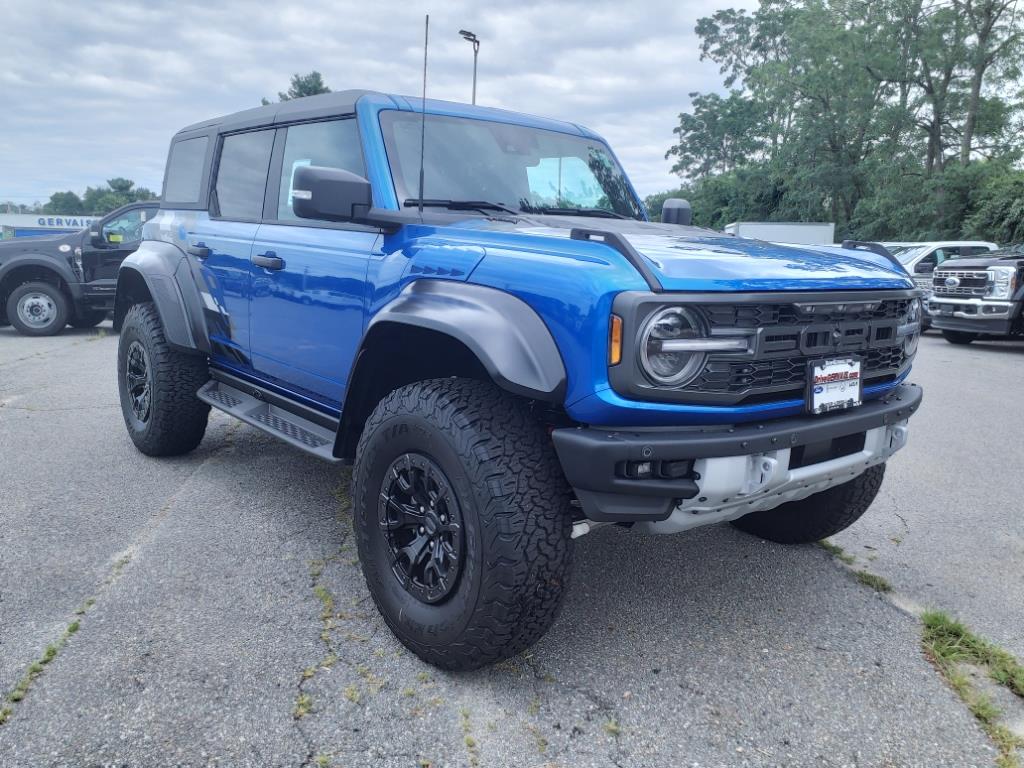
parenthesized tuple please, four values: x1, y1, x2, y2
(214, 130, 276, 220)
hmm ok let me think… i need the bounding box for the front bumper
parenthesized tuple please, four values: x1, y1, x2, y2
(927, 296, 1018, 335)
(552, 382, 922, 530)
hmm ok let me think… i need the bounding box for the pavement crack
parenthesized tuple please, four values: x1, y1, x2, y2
(0, 421, 239, 728)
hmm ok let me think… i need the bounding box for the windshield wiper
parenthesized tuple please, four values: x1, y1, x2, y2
(520, 205, 629, 219)
(404, 198, 521, 216)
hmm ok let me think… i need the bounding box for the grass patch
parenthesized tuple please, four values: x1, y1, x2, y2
(818, 539, 856, 565)
(923, 611, 1024, 698)
(854, 570, 892, 593)
(343, 684, 361, 704)
(460, 707, 480, 767)
(922, 610, 1024, 767)
(314, 755, 329, 767)
(293, 693, 313, 719)
(602, 718, 622, 738)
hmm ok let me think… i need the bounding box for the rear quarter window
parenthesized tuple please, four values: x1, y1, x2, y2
(163, 136, 209, 205)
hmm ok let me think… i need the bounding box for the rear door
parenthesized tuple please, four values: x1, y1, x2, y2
(189, 129, 276, 369)
(248, 117, 379, 408)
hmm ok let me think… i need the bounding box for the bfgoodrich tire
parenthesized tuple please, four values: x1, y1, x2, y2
(117, 302, 210, 456)
(6, 281, 69, 336)
(942, 330, 978, 345)
(352, 378, 573, 671)
(731, 464, 886, 544)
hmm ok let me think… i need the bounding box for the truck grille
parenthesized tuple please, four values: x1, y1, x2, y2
(933, 270, 989, 297)
(682, 297, 914, 405)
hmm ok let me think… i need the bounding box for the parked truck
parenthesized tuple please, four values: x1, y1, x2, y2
(113, 91, 923, 670)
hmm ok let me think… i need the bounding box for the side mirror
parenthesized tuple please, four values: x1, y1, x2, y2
(292, 166, 374, 223)
(89, 230, 105, 248)
(661, 198, 692, 226)
(914, 261, 935, 274)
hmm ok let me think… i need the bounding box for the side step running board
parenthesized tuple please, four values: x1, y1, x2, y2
(197, 379, 341, 462)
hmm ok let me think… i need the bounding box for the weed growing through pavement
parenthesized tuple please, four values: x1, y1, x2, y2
(854, 570, 893, 592)
(922, 610, 1024, 768)
(817, 539, 856, 564)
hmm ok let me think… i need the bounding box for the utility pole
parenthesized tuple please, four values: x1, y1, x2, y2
(459, 30, 480, 104)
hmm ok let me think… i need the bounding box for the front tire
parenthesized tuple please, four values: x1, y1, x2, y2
(117, 302, 210, 456)
(6, 281, 69, 336)
(352, 378, 573, 670)
(942, 330, 978, 345)
(731, 464, 885, 544)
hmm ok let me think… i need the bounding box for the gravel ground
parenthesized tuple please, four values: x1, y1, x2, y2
(0, 324, 1015, 767)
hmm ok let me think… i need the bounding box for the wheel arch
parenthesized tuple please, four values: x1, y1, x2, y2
(0, 259, 76, 318)
(334, 280, 567, 460)
(113, 241, 210, 354)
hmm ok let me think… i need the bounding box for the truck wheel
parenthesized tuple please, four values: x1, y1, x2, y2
(6, 281, 69, 336)
(352, 378, 573, 670)
(942, 330, 977, 345)
(117, 302, 210, 457)
(69, 309, 107, 329)
(731, 465, 885, 544)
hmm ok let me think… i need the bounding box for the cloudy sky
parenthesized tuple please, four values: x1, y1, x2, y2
(0, 0, 755, 207)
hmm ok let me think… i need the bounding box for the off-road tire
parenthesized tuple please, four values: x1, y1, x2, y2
(6, 281, 69, 336)
(352, 378, 573, 671)
(69, 309, 107, 329)
(117, 302, 209, 456)
(731, 464, 886, 544)
(942, 330, 978, 345)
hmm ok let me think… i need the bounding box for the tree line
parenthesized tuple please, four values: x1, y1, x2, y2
(647, 0, 1024, 243)
(3, 178, 158, 217)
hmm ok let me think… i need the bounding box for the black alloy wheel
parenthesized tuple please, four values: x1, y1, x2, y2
(124, 340, 152, 424)
(379, 452, 463, 604)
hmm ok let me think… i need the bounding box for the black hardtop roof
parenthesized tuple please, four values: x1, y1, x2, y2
(175, 89, 385, 137)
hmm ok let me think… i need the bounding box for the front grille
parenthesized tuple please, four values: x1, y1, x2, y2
(680, 298, 912, 405)
(933, 270, 989, 297)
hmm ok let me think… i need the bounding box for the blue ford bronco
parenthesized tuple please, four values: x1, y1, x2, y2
(114, 91, 923, 670)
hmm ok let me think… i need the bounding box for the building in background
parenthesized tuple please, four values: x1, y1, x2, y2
(0, 213, 98, 239)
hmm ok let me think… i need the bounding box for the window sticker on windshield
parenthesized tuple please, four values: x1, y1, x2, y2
(288, 159, 312, 205)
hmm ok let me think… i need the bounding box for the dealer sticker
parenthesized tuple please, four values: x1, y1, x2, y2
(808, 357, 862, 414)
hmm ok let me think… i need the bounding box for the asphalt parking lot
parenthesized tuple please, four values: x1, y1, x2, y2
(1, 325, 1021, 767)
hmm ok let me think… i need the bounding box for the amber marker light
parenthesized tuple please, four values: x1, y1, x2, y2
(609, 314, 623, 365)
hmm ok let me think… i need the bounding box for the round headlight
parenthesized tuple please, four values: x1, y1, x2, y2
(904, 298, 921, 356)
(639, 307, 707, 386)
(907, 297, 921, 325)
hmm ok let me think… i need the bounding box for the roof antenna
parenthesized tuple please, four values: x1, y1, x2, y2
(417, 14, 429, 217)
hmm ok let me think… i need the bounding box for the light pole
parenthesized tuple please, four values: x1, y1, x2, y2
(459, 29, 480, 104)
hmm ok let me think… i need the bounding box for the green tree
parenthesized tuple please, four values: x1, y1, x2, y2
(81, 179, 157, 214)
(661, 0, 1024, 240)
(261, 71, 331, 105)
(43, 191, 84, 215)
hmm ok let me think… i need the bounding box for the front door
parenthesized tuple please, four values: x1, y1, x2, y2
(83, 204, 157, 281)
(190, 128, 276, 370)
(248, 117, 378, 408)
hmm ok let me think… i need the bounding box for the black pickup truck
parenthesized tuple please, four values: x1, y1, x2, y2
(927, 245, 1024, 344)
(0, 202, 158, 336)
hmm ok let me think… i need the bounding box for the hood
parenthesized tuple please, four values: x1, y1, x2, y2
(460, 216, 912, 292)
(0, 230, 81, 258)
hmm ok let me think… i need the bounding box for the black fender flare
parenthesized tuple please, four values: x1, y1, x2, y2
(360, 280, 567, 401)
(114, 240, 210, 354)
(0, 255, 81, 299)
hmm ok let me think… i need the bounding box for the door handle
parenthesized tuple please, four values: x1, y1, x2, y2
(252, 251, 284, 270)
(188, 243, 210, 259)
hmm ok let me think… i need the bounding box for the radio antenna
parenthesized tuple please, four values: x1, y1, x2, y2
(417, 14, 429, 217)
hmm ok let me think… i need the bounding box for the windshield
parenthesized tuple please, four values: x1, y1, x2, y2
(380, 111, 645, 220)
